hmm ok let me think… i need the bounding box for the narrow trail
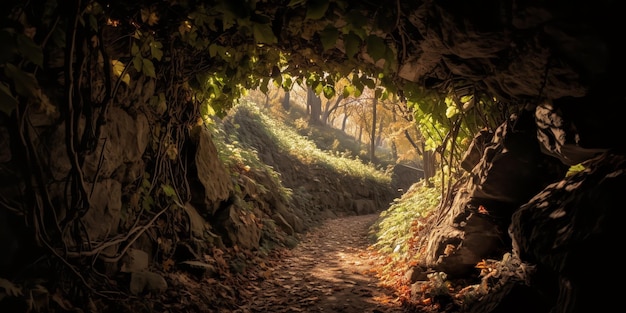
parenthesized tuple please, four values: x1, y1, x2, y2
(235, 214, 405, 313)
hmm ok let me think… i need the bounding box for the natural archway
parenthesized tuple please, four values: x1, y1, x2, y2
(0, 1, 623, 312)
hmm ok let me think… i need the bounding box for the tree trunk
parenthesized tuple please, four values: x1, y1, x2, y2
(341, 113, 349, 132)
(264, 93, 270, 108)
(282, 90, 291, 110)
(307, 86, 322, 125)
(422, 142, 436, 187)
(321, 95, 343, 125)
(375, 118, 384, 146)
(390, 106, 398, 159)
(369, 97, 378, 163)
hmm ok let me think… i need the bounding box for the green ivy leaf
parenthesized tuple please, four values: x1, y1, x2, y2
(380, 88, 390, 100)
(366, 35, 386, 62)
(142, 195, 154, 211)
(209, 44, 219, 57)
(131, 42, 140, 56)
(344, 11, 367, 29)
(282, 76, 293, 90)
(133, 55, 143, 72)
(252, 22, 277, 44)
(154, 92, 167, 115)
(190, 7, 216, 30)
(197, 37, 210, 50)
(186, 31, 199, 46)
(322, 85, 335, 99)
(4, 63, 40, 97)
(16, 34, 43, 67)
(161, 184, 176, 198)
(306, 0, 329, 20)
(142, 59, 156, 78)
(89, 14, 98, 32)
(319, 26, 339, 51)
(273, 74, 283, 87)
(445, 104, 459, 118)
(260, 78, 269, 93)
(344, 32, 361, 59)
(383, 45, 397, 71)
(342, 85, 352, 98)
(111, 60, 131, 85)
(360, 76, 375, 89)
(4, 65, 55, 115)
(313, 81, 323, 95)
(0, 83, 18, 115)
(352, 76, 364, 97)
(150, 41, 163, 61)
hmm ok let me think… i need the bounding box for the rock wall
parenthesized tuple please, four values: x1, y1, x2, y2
(509, 152, 622, 313)
(413, 103, 623, 312)
(0, 87, 396, 309)
(0, 101, 151, 267)
(417, 109, 569, 277)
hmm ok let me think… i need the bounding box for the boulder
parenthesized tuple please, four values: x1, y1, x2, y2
(508, 152, 622, 313)
(215, 204, 261, 250)
(188, 125, 232, 215)
(418, 111, 568, 277)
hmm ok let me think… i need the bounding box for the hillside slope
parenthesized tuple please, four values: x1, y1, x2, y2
(220, 102, 399, 228)
(0, 100, 399, 312)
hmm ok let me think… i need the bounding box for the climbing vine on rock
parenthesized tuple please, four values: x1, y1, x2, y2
(0, 0, 507, 307)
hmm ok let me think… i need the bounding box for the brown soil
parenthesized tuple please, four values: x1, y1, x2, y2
(234, 214, 405, 313)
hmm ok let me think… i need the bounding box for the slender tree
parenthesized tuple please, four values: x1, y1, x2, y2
(282, 90, 291, 110)
(369, 96, 378, 163)
(307, 86, 322, 125)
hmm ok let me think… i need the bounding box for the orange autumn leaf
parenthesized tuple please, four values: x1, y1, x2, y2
(162, 258, 175, 271)
(475, 259, 488, 269)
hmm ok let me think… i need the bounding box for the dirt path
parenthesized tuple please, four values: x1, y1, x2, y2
(235, 214, 405, 313)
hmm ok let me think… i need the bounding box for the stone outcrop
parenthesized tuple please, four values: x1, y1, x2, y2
(0, 102, 152, 269)
(187, 125, 232, 216)
(508, 152, 622, 313)
(417, 109, 568, 277)
(412, 102, 623, 312)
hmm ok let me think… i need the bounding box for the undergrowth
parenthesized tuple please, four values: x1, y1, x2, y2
(235, 100, 391, 184)
(205, 106, 294, 202)
(275, 104, 397, 168)
(369, 174, 446, 296)
(209, 98, 438, 301)
(372, 176, 442, 255)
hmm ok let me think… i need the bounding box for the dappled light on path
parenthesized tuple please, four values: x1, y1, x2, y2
(235, 214, 404, 313)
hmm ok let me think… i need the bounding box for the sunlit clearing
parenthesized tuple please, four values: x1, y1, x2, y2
(236, 100, 390, 183)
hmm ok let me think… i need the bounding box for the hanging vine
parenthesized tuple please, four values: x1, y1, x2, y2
(0, 0, 509, 303)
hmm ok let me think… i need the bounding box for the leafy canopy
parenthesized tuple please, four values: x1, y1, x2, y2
(1, 0, 501, 159)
